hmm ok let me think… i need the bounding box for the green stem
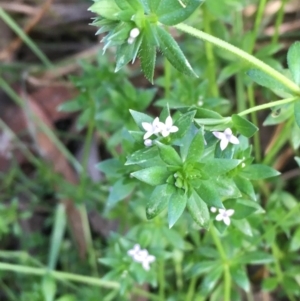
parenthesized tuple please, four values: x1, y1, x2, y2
(0, 262, 160, 301)
(186, 277, 197, 301)
(174, 23, 300, 95)
(238, 97, 297, 117)
(272, 0, 288, 45)
(0, 8, 52, 68)
(210, 225, 231, 301)
(263, 118, 293, 166)
(158, 260, 165, 301)
(203, 4, 219, 97)
(247, 86, 261, 162)
(272, 243, 296, 301)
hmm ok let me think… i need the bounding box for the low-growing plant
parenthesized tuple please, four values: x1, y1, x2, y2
(1, 0, 300, 301)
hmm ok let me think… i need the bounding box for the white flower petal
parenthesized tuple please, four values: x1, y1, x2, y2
(215, 214, 223, 221)
(223, 216, 231, 226)
(224, 128, 232, 135)
(229, 135, 239, 145)
(165, 116, 173, 128)
(161, 130, 169, 137)
(226, 209, 235, 216)
(169, 126, 178, 133)
(142, 122, 152, 132)
(213, 131, 225, 139)
(143, 131, 152, 140)
(220, 138, 229, 150)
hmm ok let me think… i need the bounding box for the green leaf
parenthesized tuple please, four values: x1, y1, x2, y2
(125, 147, 158, 165)
(156, 0, 203, 25)
(294, 100, 300, 128)
(185, 130, 205, 163)
(172, 110, 196, 141)
(58, 99, 83, 112)
(139, 34, 156, 83)
(107, 178, 135, 209)
(179, 124, 198, 161)
(146, 184, 175, 219)
(129, 109, 153, 129)
(214, 177, 242, 199)
(232, 114, 258, 138)
(88, 0, 121, 20)
(156, 26, 197, 77)
(231, 265, 250, 292)
(295, 156, 300, 167)
(200, 266, 223, 295)
(156, 142, 182, 165)
(247, 69, 292, 96)
(237, 251, 274, 265)
(187, 190, 210, 228)
(290, 226, 300, 251)
(196, 182, 224, 209)
(291, 121, 300, 149)
(96, 158, 123, 178)
(131, 166, 170, 186)
(224, 199, 257, 219)
(42, 275, 56, 301)
(168, 189, 187, 228)
(287, 41, 300, 85)
(233, 176, 256, 201)
(202, 159, 241, 177)
(262, 277, 279, 292)
(240, 164, 280, 180)
(263, 104, 293, 126)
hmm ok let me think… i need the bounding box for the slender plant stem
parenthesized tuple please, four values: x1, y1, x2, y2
(272, 243, 296, 301)
(158, 260, 165, 301)
(263, 118, 293, 165)
(0, 262, 160, 301)
(272, 0, 288, 45)
(234, 13, 246, 112)
(247, 86, 261, 162)
(210, 225, 231, 301)
(203, 4, 219, 97)
(238, 97, 298, 116)
(186, 277, 197, 301)
(174, 23, 300, 95)
(0, 8, 52, 68)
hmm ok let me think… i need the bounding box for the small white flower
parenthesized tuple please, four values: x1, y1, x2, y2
(144, 139, 153, 147)
(128, 28, 140, 44)
(127, 244, 156, 271)
(212, 128, 239, 151)
(142, 117, 163, 140)
(161, 116, 179, 137)
(210, 207, 217, 213)
(215, 208, 235, 226)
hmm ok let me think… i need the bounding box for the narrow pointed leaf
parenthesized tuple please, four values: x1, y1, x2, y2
(156, 26, 197, 77)
(168, 190, 187, 228)
(146, 184, 175, 219)
(88, 1, 121, 20)
(187, 190, 210, 228)
(129, 109, 153, 129)
(294, 100, 300, 128)
(156, 142, 182, 165)
(240, 164, 280, 180)
(287, 41, 300, 85)
(185, 130, 205, 162)
(201, 159, 241, 177)
(247, 69, 292, 96)
(131, 166, 170, 186)
(139, 35, 156, 83)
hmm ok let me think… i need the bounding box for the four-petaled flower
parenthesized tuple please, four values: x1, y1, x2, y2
(142, 117, 163, 140)
(161, 116, 179, 137)
(212, 128, 239, 151)
(215, 208, 235, 226)
(127, 244, 156, 271)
